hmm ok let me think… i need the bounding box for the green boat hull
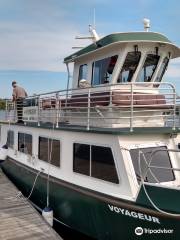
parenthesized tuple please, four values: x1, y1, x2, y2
(1, 157, 180, 240)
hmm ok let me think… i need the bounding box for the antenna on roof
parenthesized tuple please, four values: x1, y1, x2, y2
(93, 8, 96, 29)
(90, 8, 100, 42)
(75, 24, 100, 43)
(143, 18, 150, 32)
(72, 9, 100, 48)
(89, 24, 100, 43)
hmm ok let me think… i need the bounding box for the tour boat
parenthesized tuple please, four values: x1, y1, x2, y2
(1, 19, 180, 239)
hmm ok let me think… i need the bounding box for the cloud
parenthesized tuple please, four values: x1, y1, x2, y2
(164, 58, 180, 78)
(0, 21, 92, 72)
(0, 0, 179, 74)
(0, 1, 93, 72)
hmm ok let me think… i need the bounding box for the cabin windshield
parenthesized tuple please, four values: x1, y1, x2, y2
(155, 57, 169, 82)
(92, 55, 118, 85)
(137, 54, 160, 82)
(117, 51, 141, 83)
(78, 64, 88, 85)
(130, 146, 175, 183)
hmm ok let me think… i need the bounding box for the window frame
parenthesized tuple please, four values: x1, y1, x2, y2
(18, 132, 33, 155)
(38, 135, 61, 168)
(78, 64, 88, 87)
(73, 142, 90, 176)
(73, 141, 119, 184)
(91, 55, 118, 86)
(7, 130, 14, 149)
(128, 143, 177, 186)
(136, 52, 160, 83)
(117, 51, 141, 83)
(155, 56, 169, 82)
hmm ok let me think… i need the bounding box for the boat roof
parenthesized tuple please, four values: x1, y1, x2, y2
(64, 31, 180, 63)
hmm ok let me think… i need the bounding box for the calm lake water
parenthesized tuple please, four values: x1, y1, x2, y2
(54, 221, 94, 240)
(0, 110, 5, 120)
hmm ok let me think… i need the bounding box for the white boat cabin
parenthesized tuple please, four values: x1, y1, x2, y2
(1, 123, 180, 202)
(67, 32, 179, 90)
(4, 28, 180, 130)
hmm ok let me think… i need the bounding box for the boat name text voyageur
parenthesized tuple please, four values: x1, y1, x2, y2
(108, 204, 160, 224)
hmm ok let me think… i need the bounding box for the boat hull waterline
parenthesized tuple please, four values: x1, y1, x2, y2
(1, 157, 180, 239)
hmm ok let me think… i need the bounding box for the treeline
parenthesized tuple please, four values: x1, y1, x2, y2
(0, 99, 6, 110)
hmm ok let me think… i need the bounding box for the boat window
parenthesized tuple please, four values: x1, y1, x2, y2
(78, 64, 88, 85)
(7, 130, 14, 149)
(18, 133, 32, 155)
(92, 55, 118, 85)
(73, 143, 119, 184)
(91, 145, 119, 183)
(39, 137, 60, 167)
(130, 146, 175, 183)
(137, 54, 160, 82)
(155, 57, 169, 82)
(73, 143, 90, 175)
(117, 52, 141, 83)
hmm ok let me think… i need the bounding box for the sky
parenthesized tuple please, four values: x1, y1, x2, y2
(0, 0, 180, 98)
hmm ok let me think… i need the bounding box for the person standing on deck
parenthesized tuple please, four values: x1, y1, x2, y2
(12, 81, 28, 123)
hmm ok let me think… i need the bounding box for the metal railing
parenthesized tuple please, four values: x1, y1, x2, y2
(2, 82, 180, 131)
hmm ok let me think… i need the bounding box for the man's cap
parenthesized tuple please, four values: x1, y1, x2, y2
(12, 81, 17, 86)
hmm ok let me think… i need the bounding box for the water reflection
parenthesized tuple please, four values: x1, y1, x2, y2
(54, 221, 94, 240)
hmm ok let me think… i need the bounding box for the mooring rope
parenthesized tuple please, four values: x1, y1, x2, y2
(2, 169, 42, 201)
(26, 170, 42, 199)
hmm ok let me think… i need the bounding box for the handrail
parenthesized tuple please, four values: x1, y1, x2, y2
(17, 81, 176, 99)
(2, 82, 179, 131)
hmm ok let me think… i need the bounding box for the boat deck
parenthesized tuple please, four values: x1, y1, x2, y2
(0, 168, 62, 240)
(1, 120, 180, 135)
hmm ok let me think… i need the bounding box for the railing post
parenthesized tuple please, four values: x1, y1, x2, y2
(5, 100, 8, 121)
(87, 89, 91, 130)
(37, 96, 40, 126)
(110, 89, 112, 106)
(178, 105, 180, 129)
(13, 101, 16, 122)
(55, 92, 59, 128)
(130, 83, 134, 132)
(172, 88, 176, 130)
(65, 63, 71, 108)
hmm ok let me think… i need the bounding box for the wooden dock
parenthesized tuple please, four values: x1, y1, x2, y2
(0, 168, 62, 240)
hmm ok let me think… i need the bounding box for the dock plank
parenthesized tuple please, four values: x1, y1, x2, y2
(0, 169, 62, 240)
